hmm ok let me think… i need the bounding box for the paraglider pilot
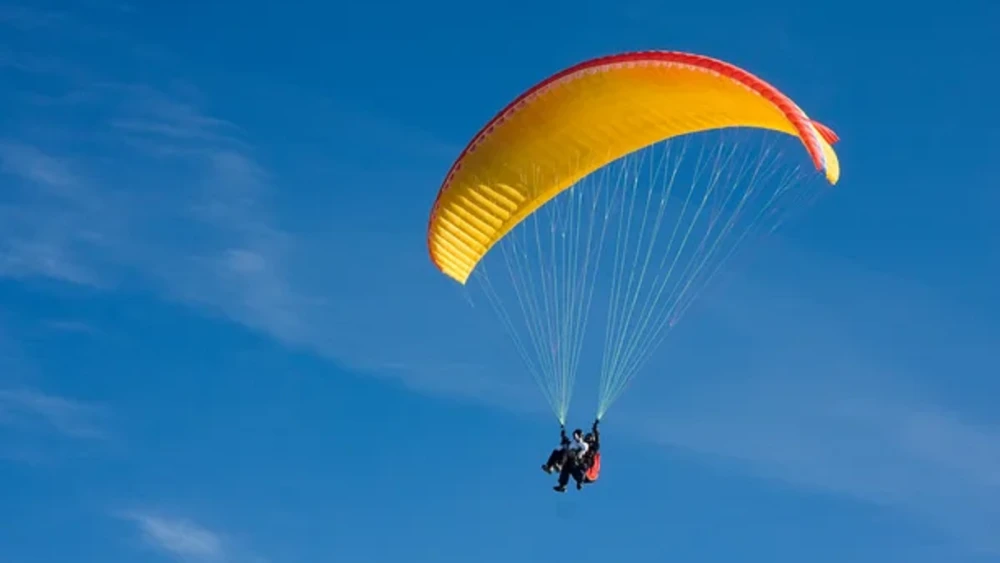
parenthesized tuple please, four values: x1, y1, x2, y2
(582, 421, 600, 473)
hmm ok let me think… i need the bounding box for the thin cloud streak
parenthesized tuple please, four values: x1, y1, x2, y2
(643, 380, 1000, 553)
(42, 319, 99, 335)
(0, 141, 78, 190)
(624, 254, 1000, 555)
(117, 510, 269, 563)
(0, 40, 507, 404)
(120, 511, 225, 561)
(0, 387, 109, 440)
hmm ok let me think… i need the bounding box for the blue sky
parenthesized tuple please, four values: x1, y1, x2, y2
(1, 0, 998, 562)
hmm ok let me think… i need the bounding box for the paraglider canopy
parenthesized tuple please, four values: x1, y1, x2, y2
(427, 50, 840, 285)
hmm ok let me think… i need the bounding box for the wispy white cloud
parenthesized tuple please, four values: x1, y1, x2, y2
(622, 251, 1000, 554)
(0, 138, 109, 286)
(642, 380, 1000, 552)
(0, 238, 102, 285)
(0, 323, 112, 463)
(0, 4, 68, 31)
(121, 512, 225, 560)
(118, 510, 266, 563)
(110, 83, 245, 149)
(0, 27, 513, 406)
(0, 387, 109, 440)
(0, 141, 77, 190)
(42, 319, 99, 335)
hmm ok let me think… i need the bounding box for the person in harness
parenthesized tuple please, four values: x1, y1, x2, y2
(541, 425, 582, 475)
(581, 419, 601, 484)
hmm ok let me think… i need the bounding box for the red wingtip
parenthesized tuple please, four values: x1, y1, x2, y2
(811, 120, 840, 144)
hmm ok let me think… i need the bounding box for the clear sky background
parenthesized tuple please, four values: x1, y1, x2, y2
(2, 1, 999, 562)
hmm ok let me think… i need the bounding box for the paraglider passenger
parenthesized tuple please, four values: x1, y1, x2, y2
(552, 427, 589, 492)
(541, 425, 573, 474)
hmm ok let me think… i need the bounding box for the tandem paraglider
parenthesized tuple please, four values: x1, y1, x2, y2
(542, 419, 601, 492)
(426, 50, 841, 492)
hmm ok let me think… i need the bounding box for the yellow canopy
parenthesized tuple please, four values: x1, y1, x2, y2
(428, 51, 840, 284)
